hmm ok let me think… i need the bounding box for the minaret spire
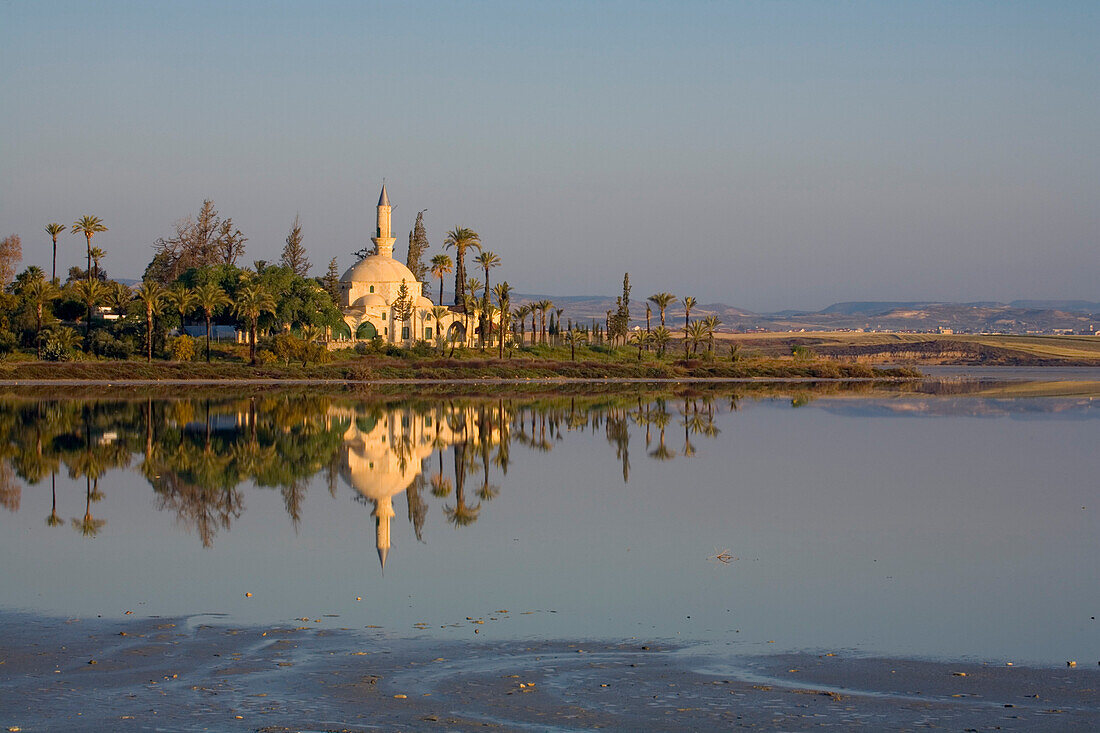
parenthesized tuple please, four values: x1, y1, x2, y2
(372, 183, 396, 258)
(373, 496, 395, 572)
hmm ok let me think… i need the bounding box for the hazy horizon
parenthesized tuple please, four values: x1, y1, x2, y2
(2, 1, 1097, 311)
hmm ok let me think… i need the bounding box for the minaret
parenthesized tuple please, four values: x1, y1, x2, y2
(373, 495, 395, 572)
(372, 183, 395, 259)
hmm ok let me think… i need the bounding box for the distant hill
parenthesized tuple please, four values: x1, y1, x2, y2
(434, 290, 1100, 334)
(1009, 300, 1100, 312)
(819, 301, 934, 316)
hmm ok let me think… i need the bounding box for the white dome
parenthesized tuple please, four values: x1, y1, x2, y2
(353, 293, 388, 308)
(416, 296, 435, 309)
(341, 255, 417, 285)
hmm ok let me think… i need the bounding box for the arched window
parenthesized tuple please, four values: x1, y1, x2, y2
(369, 285, 375, 293)
(355, 321, 378, 340)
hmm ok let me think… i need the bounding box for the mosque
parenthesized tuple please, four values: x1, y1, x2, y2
(337, 184, 464, 344)
(335, 403, 504, 571)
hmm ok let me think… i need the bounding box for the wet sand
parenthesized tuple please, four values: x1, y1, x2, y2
(2, 612, 1098, 731)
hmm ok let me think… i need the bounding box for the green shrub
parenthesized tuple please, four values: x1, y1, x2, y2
(0, 329, 16, 358)
(170, 334, 196, 362)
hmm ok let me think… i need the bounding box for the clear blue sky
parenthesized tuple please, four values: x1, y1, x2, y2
(2, 1, 1097, 311)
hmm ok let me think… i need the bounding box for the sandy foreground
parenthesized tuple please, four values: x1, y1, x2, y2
(1, 612, 1098, 732)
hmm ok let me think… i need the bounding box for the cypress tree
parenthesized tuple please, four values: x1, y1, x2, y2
(406, 209, 430, 282)
(322, 257, 341, 305)
(280, 215, 310, 277)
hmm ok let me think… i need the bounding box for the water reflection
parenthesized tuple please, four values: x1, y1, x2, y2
(0, 392, 731, 564)
(0, 380, 1096, 569)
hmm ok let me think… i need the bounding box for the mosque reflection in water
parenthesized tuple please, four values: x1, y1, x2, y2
(0, 393, 731, 568)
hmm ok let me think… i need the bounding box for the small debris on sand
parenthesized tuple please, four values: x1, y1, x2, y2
(709, 548, 736, 564)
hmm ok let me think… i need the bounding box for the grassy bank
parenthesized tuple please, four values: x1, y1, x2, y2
(713, 332, 1100, 365)
(0, 344, 918, 382)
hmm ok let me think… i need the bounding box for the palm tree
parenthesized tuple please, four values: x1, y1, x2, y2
(702, 314, 722, 354)
(464, 279, 481, 347)
(44, 223, 66, 282)
(563, 327, 587, 361)
(474, 251, 501, 299)
(429, 254, 453, 306)
(553, 308, 564, 346)
(648, 293, 676, 328)
(44, 326, 81, 359)
(133, 281, 165, 362)
(89, 246, 105, 280)
(105, 281, 132, 317)
(430, 305, 450, 353)
(651, 325, 672, 358)
(24, 278, 59, 359)
(234, 282, 276, 365)
(492, 281, 512, 357)
(536, 299, 553, 345)
(194, 281, 230, 362)
(71, 215, 107, 281)
(164, 284, 199, 335)
(686, 320, 709, 356)
(514, 304, 531, 346)
(462, 293, 479, 348)
(300, 323, 324, 344)
(682, 296, 697, 330)
(480, 303, 498, 350)
(70, 279, 106, 340)
(629, 329, 652, 360)
(443, 227, 481, 312)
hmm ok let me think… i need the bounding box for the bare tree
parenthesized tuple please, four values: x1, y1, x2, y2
(0, 234, 22, 287)
(149, 199, 245, 282)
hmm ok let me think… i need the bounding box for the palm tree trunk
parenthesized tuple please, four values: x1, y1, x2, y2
(85, 234, 92, 280)
(205, 313, 212, 362)
(438, 277, 444, 306)
(146, 312, 153, 362)
(51, 239, 57, 282)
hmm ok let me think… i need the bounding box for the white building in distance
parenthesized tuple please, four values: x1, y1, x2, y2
(338, 184, 461, 343)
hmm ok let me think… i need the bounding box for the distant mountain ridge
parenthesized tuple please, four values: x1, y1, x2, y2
(499, 294, 1100, 334)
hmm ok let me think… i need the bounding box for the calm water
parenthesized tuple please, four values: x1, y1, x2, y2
(1, 384, 1098, 665)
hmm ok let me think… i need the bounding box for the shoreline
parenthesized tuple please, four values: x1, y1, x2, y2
(0, 375, 913, 387)
(1, 611, 1096, 731)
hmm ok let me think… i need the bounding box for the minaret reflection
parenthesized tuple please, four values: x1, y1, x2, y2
(336, 405, 504, 572)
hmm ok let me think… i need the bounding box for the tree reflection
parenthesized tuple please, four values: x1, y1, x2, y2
(71, 475, 105, 537)
(0, 387, 754, 556)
